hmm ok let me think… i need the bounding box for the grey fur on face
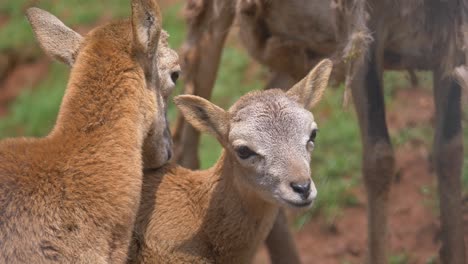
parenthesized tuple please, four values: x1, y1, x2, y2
(175, 59, 332, 209)
(228, 89, 318, 207)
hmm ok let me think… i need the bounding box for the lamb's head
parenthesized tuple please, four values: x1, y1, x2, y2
(175, 59, 332, 208)
(141, 29, 181, 169)
(26, 0, 181, 169)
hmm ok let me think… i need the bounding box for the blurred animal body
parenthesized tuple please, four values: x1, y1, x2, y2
(0, 0, 180, 262)
(129, 60, 332, 264)
(342, 1, 467, 263)
(173, 0, 467, 263)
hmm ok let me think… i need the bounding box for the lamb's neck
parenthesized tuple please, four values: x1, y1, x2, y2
(49, 56, 145, 150)
(213, 152, 279, 217)
(206, 152, 279, 261)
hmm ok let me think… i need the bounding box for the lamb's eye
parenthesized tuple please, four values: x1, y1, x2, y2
(309, 129, 318, 142)
(235, 146, 257, 160)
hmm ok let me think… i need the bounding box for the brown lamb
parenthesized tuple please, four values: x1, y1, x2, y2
(129, 59, 332, 264)
(0, 0, 180, 262)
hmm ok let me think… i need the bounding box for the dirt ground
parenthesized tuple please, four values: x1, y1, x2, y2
(254, 88, 468, 264)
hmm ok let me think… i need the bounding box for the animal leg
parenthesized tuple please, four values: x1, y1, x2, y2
(264, 71, 295, 91)
(265, 209, 301, 264)
(432, 68, 466, 264)
(351, 35, 394, 264)
(173, 0, 235, 169)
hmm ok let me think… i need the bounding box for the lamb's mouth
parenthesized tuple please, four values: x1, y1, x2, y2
(281, 197, 314, 208)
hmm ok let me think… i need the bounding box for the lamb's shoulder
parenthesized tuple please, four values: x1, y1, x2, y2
(144, 165, 210, 235)
(132, 165, 218, 262)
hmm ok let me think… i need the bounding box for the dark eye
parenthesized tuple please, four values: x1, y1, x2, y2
(235, 146, 257, 160)
(170, 71, 180, 84)
(309, 129, 318, 142)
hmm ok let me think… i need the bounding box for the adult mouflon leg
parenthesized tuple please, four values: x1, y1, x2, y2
(265, 210, 301, 264)
(351, 28, 394, 264)
(432, 68, 465, 264)
(172, 0, 235, 169)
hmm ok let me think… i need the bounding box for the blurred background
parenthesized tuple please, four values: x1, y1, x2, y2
(0, 0, 467, 263)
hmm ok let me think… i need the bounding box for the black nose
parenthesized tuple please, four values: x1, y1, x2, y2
(170, 71, 180, 84)
(290, 180, 311, 199)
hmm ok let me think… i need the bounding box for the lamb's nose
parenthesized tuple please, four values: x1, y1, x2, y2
(290, 180, 311, 199)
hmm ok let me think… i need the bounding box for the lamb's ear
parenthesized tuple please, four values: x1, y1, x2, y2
(286, 59, 333, 109)
(26, 8, 83, 66)
(131, 0, 162, 79)
(174, 95, 230, 143)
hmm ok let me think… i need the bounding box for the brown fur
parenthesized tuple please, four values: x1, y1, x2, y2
(130, 61, 331, 264)
(0, 1, 180, 262)
(131, 157, 279, 264)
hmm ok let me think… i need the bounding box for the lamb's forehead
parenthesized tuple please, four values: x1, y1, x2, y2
(159, 30, 170, 49)
(229, 89, 314, 131)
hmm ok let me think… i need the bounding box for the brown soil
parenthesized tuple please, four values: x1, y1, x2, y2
(254, 88, 468, 264)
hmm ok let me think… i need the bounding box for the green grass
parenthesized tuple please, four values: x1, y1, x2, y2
(392, 126, 432, 147)
(425, 255, 438, 264)
(0, 0, 131, 51)
(389, 252, 410, 264)
(162, 3, 186, 49)
(0, 0, 186, 51)
(383, 71, 432, 100)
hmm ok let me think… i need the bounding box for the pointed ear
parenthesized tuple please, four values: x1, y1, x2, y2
(455, 66, 468, 90)
(174, 95, 230, 143)
(131, 0, 162, 79)
(286, 59, 333, 109)
(26, 8, 83, 66)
